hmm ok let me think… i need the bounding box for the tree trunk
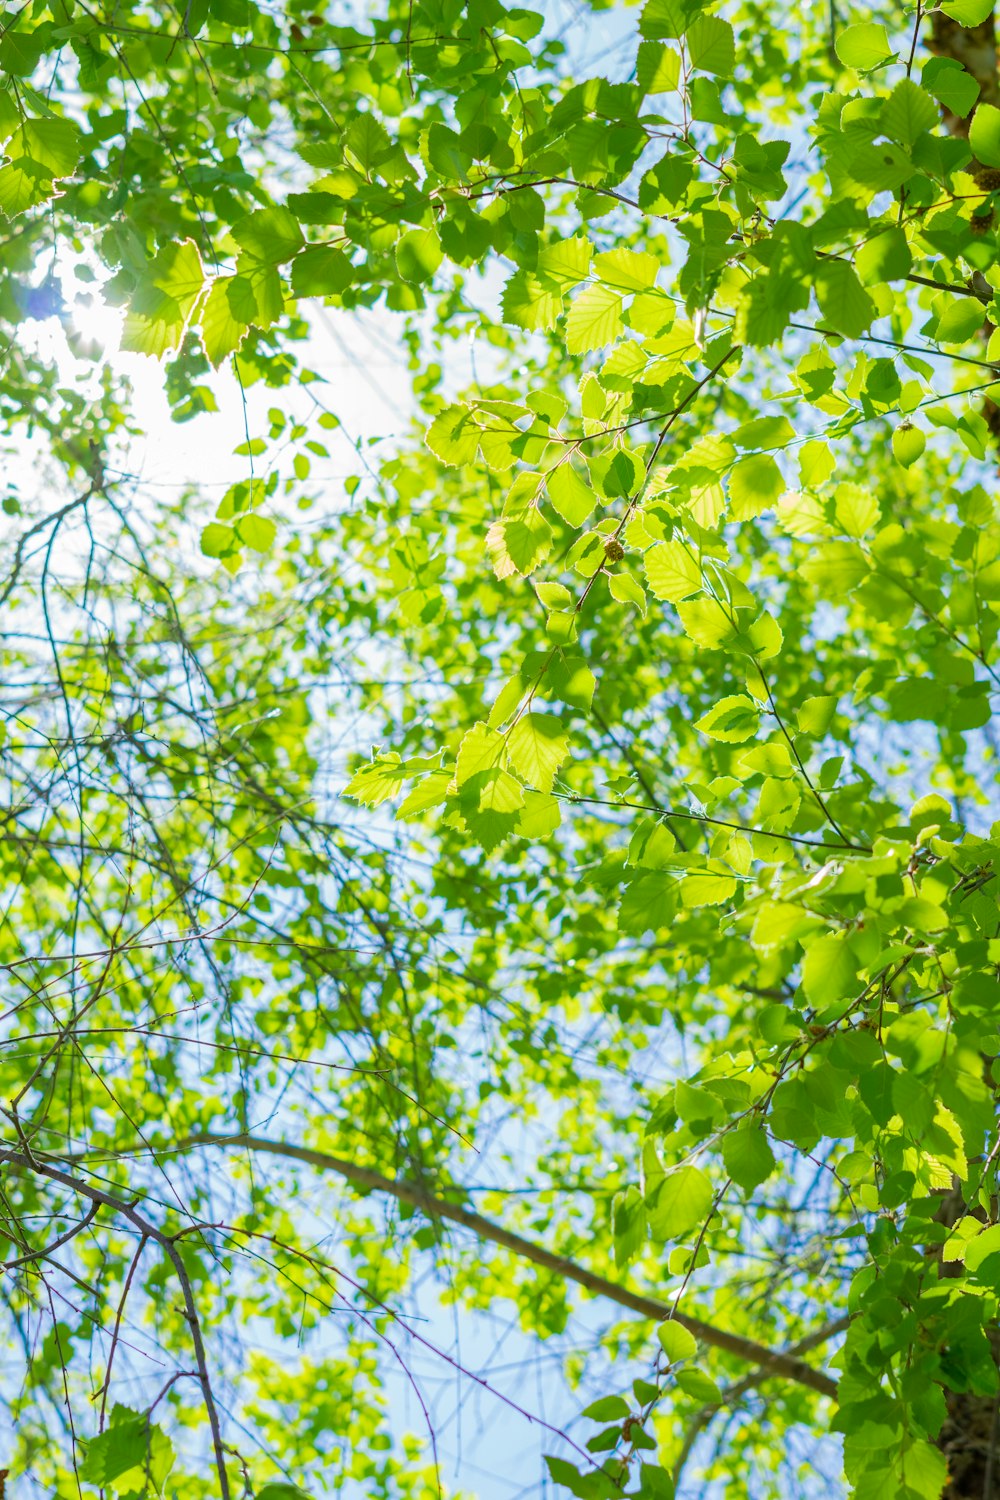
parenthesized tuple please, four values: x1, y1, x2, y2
(922, 12, 1000, 1480)
(926, 9, 1000, 445)
(931, 1181, 999, 1495)
(939, 1379, 1000, 1498)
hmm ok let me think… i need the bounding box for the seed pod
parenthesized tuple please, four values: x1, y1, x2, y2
(970, 210, 996, 235)
(603, 538, 625, 564)
(975, 167, 1000, 192)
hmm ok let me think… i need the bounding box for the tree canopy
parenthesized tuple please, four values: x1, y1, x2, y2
(5, 0, 1000, 1496)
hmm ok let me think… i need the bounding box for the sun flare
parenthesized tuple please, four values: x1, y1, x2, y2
(68, 286, 124, 356)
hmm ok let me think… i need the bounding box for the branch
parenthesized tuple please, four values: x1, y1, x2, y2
(0, 486, 97, 610)
(2, 1200, 99, 1273)
(0, 1149, 231, 1500)
(184, 1133, 840, 1400)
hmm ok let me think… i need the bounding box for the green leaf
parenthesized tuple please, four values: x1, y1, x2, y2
(657, 1320, 697, 1363)
(728, 454, 784, 520)
(122, 239, 207, 358)
(550, 653, 596, 711)
(694, 695, 760, 742)
(639, 0, 696, 41)
(547, 465, 596, 526)
(637, 1464, 676, 1500)
(0, 117, 81, 215)
(892, 422, 926, 468)
(582, 1395, 631, 1422)
(737, 269, 803, 346)
(681, 867, 737, 906)
(227, 264, 283, 328)
(835, 485, 879, 538)
(613, 1185, 648, 1266)
(637, 42, 681, 95)
(802, 934, 860, 1010)
(880, 80, 938, 147)
(834, 23, 894, 72)
(566, 283, 624, 353)
(685, 15, 735, 76)
(16, 118, 80, 179)
(456, 723, 505, 787)
(722, 1126, 776, 1193)
(798, 440, 836, 487)
(544, 1456, 617, 1500)
(799, 541, 869, 593)
(923, 57, 979, 120)
(257, 1486, 313, 1500)
(939, 0, 993, 24)
(964, 1224, 1000, 1273)
(345, 111, 394, 173)
(644, 540, 701, 601)
(502, 269, 563, 331)
(648, 1166, 713, 1240)
(232, 206, 305, 264)
(594, 248, 659, 292)
(538, 237, 592, 285)
(396, 771, 452, 818)
(900, 1441, 949, 1499)
(344, 753, 412, 807)
(200, 522, 237, 558)
(856, 229, 911, 287)
(201, 276, 250, 366)
(970, 103, 1000, 167)
(676, 597, 738, 650)
(619, 871, 677, 934)
(290, 246, 353, 296)
(506, 712, 569, 792)
(936, 297, 985, 345)
(80, 1408, 174, 1489)
(0, 28, 47, 77)
(814, 260, 875, 338)
(609, 571, 647, 613)
(460, 763, 525, 851)
(486, 509, 553, 577)
(747, 612, 782, 660)
(235, 513, 276, 553)
(396, 227, 443, 283)
(426, 404, 481, 466)
(600, 450, 641, 498)
(675, 1367, 723, 1403)
(517, 789, 561, 837)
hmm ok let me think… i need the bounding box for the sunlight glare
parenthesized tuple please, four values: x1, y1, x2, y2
(67, 284, 124, 359)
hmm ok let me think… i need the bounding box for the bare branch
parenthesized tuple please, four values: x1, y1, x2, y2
(182, 1133, 841, 1400)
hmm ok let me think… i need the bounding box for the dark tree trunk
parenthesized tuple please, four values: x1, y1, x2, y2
(926, 9, 1000, 444)
(932, 1182, 999, 1495)
(939, 1379, 1000, 1498)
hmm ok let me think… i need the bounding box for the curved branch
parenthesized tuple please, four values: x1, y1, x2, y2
(185, 1132, 841, 1400)
(2, 1200, 99, 1273)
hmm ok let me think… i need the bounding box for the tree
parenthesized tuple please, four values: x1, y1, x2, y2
(2, 0, 1000, 1495)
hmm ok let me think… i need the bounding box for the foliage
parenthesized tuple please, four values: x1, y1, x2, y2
(3, 0, 1000, 1497)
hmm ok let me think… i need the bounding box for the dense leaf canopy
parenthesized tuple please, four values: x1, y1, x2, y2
(4, 0, 1000, 1497)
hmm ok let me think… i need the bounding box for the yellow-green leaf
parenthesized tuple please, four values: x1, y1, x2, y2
(506, 712, 569, 792)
